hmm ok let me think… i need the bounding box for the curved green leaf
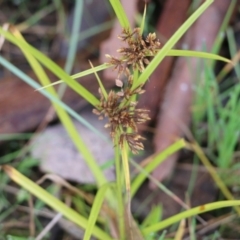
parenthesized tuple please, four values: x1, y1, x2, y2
(37, 63, 111, 90)
(88, 61, 107, 100)
(109, 0, 130, 29)
(142, 200, 240, 235)
(167, 49, 231, 63)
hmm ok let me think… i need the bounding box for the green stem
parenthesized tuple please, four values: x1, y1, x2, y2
(133, 69, 139, 83)
(114, 135, 125, 240)
(121, 140, 133, 239)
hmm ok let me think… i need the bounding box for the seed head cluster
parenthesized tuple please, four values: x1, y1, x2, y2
(93, 28, 160, 154)
(106, 28, 160, 73)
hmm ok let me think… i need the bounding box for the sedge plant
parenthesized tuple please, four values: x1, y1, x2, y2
(1, 0, 240, 239)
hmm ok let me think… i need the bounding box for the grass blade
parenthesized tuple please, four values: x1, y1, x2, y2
(141, 205, 162, 228)
(109, 0, 130, 29)
(140, 3, 147, 34)
(37, 63, 111, 90)
(89, 61, 108, 100)
(211, 0, 237, 55)
(83, 183, 113, 240)
(142, 200, 240, 235)
(167, 49, 231, 63)
(3, 166, 112, 240)
(64, 0, 83, 74)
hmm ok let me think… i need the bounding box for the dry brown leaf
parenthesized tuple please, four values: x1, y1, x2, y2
(150, 0, 232, 187)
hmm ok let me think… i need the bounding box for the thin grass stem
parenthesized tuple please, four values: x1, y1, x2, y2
(121, 140, 132, 239)
(114, 134, 125, 240)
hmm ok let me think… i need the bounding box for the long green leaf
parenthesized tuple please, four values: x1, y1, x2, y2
(83, 183, 113, 240)
(72, 63, 111, 79)
(3, 166, 112, 240)
(133, 0, 214, 89)
(167, 49, 230, 63)
(37, 63, 111, 90)
(211, 0, 237, 55)
(109, 0, 130, 29)
(142, 200, 240, 235)
(12, 30, 108, 188)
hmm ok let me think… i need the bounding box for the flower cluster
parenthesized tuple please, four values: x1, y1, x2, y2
(93, 28, 160, 154)
(93, 75, 150, 154)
